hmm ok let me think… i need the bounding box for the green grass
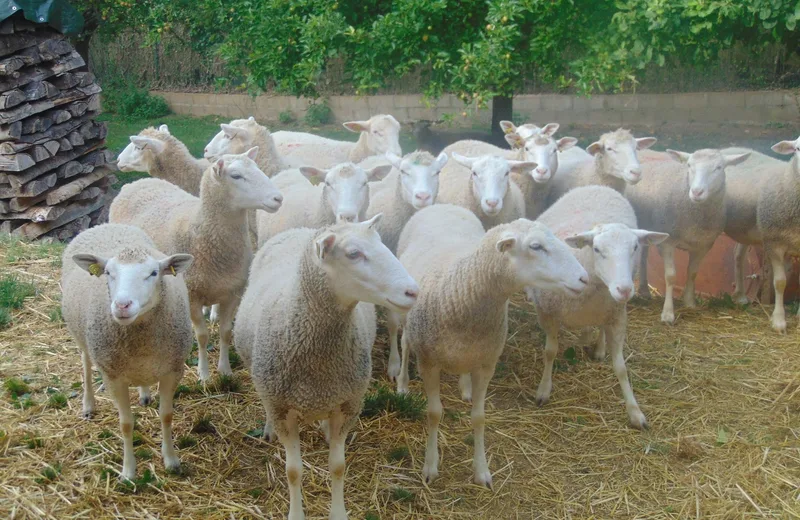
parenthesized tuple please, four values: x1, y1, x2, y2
(386, 446, 410, 463)
(0, 234, 66, 265)
(135, 447, 153, 460)
(4, 377, 31, 398)
(23, 434, 43, 449)
(0, 307, 10, 330)
(0, 275, 36, 310)
(36, 463, 62, 484)
(47, 392, 68, 409)
(390, 487, 415, 503)
(176, 435, 197, 449)
(191, 415, 216, 435)
(210, 374, 241, 393)
(361, 383, 426, 420)
(48, 306, 63, 324)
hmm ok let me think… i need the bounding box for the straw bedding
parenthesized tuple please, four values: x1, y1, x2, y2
(1, 236, 798, 519)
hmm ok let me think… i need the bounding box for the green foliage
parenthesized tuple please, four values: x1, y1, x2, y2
(36, 463, 62, 484)
(279, 110, 295, 125)
(176, 435, 197, 449)
(0, 308, 10, 331)
(361, 384, 426, 420)
(390, 487, 415, 503)
(211, 374, 242, 393)
(49, 307, 63, 324)
(386, 445, 410, 463)
(5, 378, 31, 399)
(563, 346, 578, 366)
(47, 392, 68, 410)
(191, 416, 216, 435)
(24, 434, 43, 449)
(101, 75, 171, 121)
(0, 275, 36, 310)
(304, 101, 333, 126)
(135, 447, 154, 460)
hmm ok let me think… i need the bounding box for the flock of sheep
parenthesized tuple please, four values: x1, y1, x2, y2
(57, 112, 800, 519)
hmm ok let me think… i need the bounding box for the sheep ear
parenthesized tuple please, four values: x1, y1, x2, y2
(541, 123, 560, 137)
(248, 116, 255, 121)
(220, 124, 240, 138)
(632, 230, 669, 246)
(499, 120, 516, 134)
(213, 158, 225, 177)
(636, 137, 657, 150)
(505, 132, 525, 149)
(385, 152, 403, 169)
(244, 146, 259, 161)
(299, 166, 327, 182)
(160, 254, 194, 276)
(158, 124, 170, 134)
(666, 149, 691, 163)
(496, 235, 517, 253)
(367, 164, 392, 181)
(565, 231, 595, 249)
(508, 160, 538, 174)
(343, 120, 369, 133)
(363, 213, 383, 230)
(451, 152, 475, 168)
(557, 137, 578, 152)
(130, 136, 166, 154)
(72, 254, 107, 276)
(586, 141, 604, 156)
(315, 233, 337, 260)
(772, 140, 797, 155)
(724, 152, 750, 167)
(431, 152, 448, 173)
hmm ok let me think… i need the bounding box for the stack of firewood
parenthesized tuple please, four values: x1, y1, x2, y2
(0, 15, 116, 241)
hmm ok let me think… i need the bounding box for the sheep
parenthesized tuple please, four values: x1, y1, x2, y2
(436, 145, 532, 229)
(391, 204, 589, 487)
(528, 186, 668, 429)
(720, 147, 783, 306)
(410, 119, 509, 155)
(233, 216, 419, 520)
(109, 148, 284, 381)
(272, 114, 402, 168)
(256, 162, 392, 247)
(756, 137, 800, 332)
(203, 116, 296, 176)
(503, 124, 582, 219)
(626, 149, 750, 323)
(61, 223, 194, 480)
(499, 120, 541, 141)
(547, 129, 657, 204)
(117, 125, 209, 196)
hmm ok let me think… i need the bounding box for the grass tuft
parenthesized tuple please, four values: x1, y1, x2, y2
(47, 392, 68, 409)
(0, 275, 36, 309)
(191, 415, 216, 435)
(176, 435, 197, 449)
(361, 384, 426, 420)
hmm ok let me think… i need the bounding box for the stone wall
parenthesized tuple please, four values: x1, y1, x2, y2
(152, 90, 800, 126)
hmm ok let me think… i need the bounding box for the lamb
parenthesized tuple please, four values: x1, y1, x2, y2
(256, 161, 392, 247)
(203, 116, 295, 176)
(109, 148, 284, 381)
(547, 128, 656, 204)
(272, 114, 402, 168)
(117, 124, 209, 196)
(392, 204, 589, 487)
(756, 137, 800, 332)
(233, 216, 419, 520)
(499, 120, 541, 141)
(61, 223, 194, 480)
(528, 186, 668, 429)
(626, 149, 750, 323)
(436, 145, 532, 229)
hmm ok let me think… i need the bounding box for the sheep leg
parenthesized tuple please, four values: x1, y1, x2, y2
(138, 386, 152, 407)
(327, 409, 349, 520)
(535, 318, 561, 406)
(732, 243, 751, 304)
(396, 332, 411, 394)
(420, 364, 442, 484)
(107, 379, 137, 481)
(659, 243, 677, 324)
(158, 371, 181, 472)
(209, 304, 220, 324)
(767, 244, 789, 333)
(605, 313, 647, 429)
(386, 310, 402, 381)
(593, 329, 607, 361)
(80, 346, 96, 419)
(470, 365, 495, 489)
(683, 245, 711, 308)
(455, 374, 471, 402)
(215, 298, 238, 377)
(277, 413, 305, 520)
(637, 244, 651, 298)
(190, 302, 211, 381)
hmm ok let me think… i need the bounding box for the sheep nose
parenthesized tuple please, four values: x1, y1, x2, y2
(115, 299, 133, 311)
(535, 167, 548, 175)
(272, 193, 284, 204)
(616, 286, 632, 299)
(337, 212, 356, 223)
(203, 147, 208, 154)
(579, 276, 589, 286)
(405, 288, 418, 299)
(629, 168, 641, 177)
(485, 198, 500, 208)
(691, 188, 705, 199)
(415, 192, 431, 202)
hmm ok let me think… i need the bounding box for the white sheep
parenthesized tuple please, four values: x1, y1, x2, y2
(392, 204, 588, 487)
(62, 223, 194, 480)
(272, 114, 402, 168)
(436, 145, 532, 229)
(204, 116, 296, 176)
(233, 216, 418, 520)
(498, 120, 541, 141)
(528, 186, 668, 429)
(117, 125, 209, 196)
(756, 137, 800, 332)
(256, 162, 392, 247)
(626, 149, 750, 323)
(548, 128, 656, 204)
(109, 148, 283, 381)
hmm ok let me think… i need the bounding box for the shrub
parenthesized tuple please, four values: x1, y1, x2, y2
(304, 101, 333, 126)
(100, 73, 170, 121)
(279, 110, 295, 125)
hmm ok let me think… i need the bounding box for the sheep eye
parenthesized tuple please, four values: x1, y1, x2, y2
(346, 250, 362, 260)
(230, 174, 243, 180)
(150, 270, 158, 278)
(593, 247, 600, 254)
(530, 244, 545, 252)
(634, 244, 639, 251)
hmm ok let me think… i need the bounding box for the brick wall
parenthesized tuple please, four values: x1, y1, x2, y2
(152, 90, 800, 126)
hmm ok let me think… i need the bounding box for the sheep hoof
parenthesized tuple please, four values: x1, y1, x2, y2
(629, 410, 648, 430)
(473, 470, 493, 489)
(733, 293, 750, 305)
(422, 465, 439, 484)
(164, 460, 182, 474)
(771, 317, 787, 334)
(460, 392, 472, 403)
(387, 360, 401, 381)
(118, 470, 136, 483)
(535, 394, 550, 407)
(683, 298, 697, 308)
(81, 409, 95, 420)
(660, 311, 675, 324)
(592, 348, 606, 361)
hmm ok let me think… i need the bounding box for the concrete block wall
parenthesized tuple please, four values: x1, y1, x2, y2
(152, 90, 800, 127)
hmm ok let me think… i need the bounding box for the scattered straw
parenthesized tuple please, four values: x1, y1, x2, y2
(1, 237, 799, 518)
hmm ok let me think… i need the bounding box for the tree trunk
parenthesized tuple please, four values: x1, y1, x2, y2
(491, 95, 513, 140)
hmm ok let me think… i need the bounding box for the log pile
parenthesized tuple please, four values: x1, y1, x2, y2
(0, 15, 116, 241)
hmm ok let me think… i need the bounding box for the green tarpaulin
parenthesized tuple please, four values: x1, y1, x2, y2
(0, 0, 83, 36)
